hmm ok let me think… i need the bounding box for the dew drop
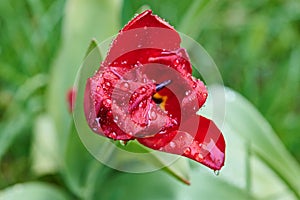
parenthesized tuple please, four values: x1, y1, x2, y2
(103, 99, 112, 107)
(137, 44, 142, 48)
(169, 141, 176, 148)
(185, 90, 191, 96)
(143, 26, 148, 30)
(96, 86, 101, 92)
(140, 87, 146, 93)
(109, 132, 117, 138)
(150, 110, 157, 120)
(195, 153, 204, 162)
(121, 60, 127, 65)
(95, 118, 100, 126)
(120, 82, 130, 91)
(107, 111, 112, 117)
(105, 82, 111, 87)
(184, 147, 191, 155)
(120, 140, 127, 146)
(142, 77, 147, 83)
(214, 170, 220, 176)
(113, 116, 119, 123)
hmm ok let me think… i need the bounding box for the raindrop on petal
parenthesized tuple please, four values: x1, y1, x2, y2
(150, 110, 157, 120)
(169, 141, 176, 148)
(183, 147, 191, 155)
(195, 153, 204, 162)
(120, 82, 130, 91)
(108, 132, 117, 138)
(113, 116, 119, 123)
(103, 99, 112, 107)
(185, 90, 191, 96)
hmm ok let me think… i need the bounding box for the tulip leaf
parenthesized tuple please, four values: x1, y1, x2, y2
(198, 85, 300, 199)
(94, 168, 254, 200)
(46, 0, 121, 162)
(63, 122, 104, 199)
(0, 182, 70, 200)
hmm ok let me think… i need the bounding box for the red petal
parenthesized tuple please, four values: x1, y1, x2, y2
(138, 116, 225, 170)
(123, 10, 176, 31)
(104, 10, 181, 66)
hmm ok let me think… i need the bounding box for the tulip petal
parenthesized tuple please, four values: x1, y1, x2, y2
(138, 116, 225, 170)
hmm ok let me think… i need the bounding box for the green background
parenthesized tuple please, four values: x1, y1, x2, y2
(0, 0, 299, 199)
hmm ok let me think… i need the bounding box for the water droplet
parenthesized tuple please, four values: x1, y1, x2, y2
(113, 116, 119, 123)
(140, 87, 147, 94)
(107, 111, 112, 116)
(109, 132, 117, 138)
(139, 101, 144, 108)
(143, 26, 148, 30)
(128, 132, 133, 136)
(95, 118, 100, 126)
(142, 77, 147, 83)
(195, 153, 203, 162)
(185, 90, 191, 96)
(150, 110, 157, 120)
(105, 82, 111, 87)
(96, 86, 101, 92)
(169, 141, 176, 148)
(120, 140, 127, 146)
(132, 92, 138, 99)
(214, 170, 220, 176)
(121, 60, 127, 65)
(184, 147, 191, 155)
(171, 119, 178, 125)
(120, 82, 130, 91)
(137, 44, 142, 48)
(103, 99, 112, 107)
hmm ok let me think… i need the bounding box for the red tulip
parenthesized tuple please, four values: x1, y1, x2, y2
(84, 10, 225, 170)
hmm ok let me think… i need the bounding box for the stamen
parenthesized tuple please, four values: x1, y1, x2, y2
(155, 80, 172, 91)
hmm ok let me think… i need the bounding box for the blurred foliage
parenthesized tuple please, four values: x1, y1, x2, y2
(0, 0, 65, 189)
(0, 0, 300, 199)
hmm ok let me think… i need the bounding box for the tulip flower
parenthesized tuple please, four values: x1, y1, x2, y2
(84, 10, 225, 170)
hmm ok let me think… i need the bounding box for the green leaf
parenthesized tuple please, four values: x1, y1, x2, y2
(0, 182, 70, 200)
(94, 168, 254, 200)
(63, 122, 104, 199)
(0, 74, 47, 161)
(198, 85, 300, 199)
(31, 114, 60, 175)
(46, 0, 121, 162)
